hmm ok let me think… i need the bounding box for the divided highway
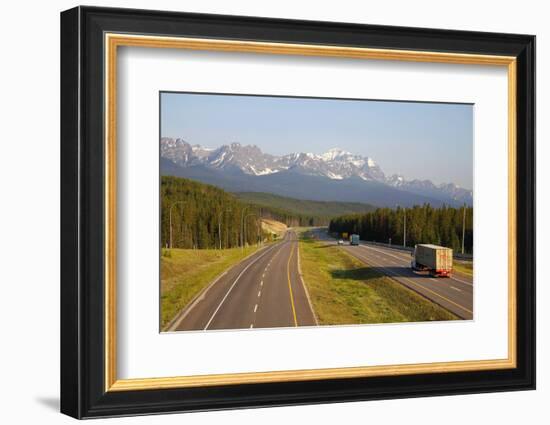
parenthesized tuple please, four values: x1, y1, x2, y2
(313, 229, 473, 320)
(169, 231, 317, 331)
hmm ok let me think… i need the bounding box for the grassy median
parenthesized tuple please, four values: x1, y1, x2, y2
(161, 245, 262, 329)
(299, 234, 457, 324)
(453, 261, 473, 277)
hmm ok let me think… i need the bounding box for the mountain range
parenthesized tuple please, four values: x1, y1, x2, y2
(160, 138, 473, 207)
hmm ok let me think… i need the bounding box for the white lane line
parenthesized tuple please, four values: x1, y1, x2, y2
(254, 304, 258, 313)
(250, 324, 253, 328)
(346, 249, 472, 316)
(450, 286, 462, 292)
(262, 273, 265, 278)
(260, 280, 264, 286)
(203, 243, 280, 330)
(451, 276, 473, 286)
(166, 270, 228, 332)
(361, 244, 473, 287)
(258, 290, 261, 297)
(296, 239, 320, 326)
(360, 244, 411, 263)
(167, 242, 278, 332)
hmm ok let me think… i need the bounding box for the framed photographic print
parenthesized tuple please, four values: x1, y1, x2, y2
(60, 6, 535, 419)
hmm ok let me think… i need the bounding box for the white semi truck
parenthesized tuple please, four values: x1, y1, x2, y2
(411, 244, 453, 277)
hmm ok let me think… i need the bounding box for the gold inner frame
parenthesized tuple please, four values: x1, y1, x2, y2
(104, 33, 517, 392)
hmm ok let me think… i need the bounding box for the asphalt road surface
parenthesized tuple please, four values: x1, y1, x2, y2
(313, 229, 473, 320)
(170, 230, 317, 331)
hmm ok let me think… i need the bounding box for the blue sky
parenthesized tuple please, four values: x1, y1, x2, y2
(161, 92, 473, 189)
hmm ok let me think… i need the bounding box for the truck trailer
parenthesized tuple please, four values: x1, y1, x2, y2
(350, 234, 360, 246)
(411, 244, 453, 277)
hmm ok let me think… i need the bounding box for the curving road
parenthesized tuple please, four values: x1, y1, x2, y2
(169, 230, 317, 331)
(312, 229, 473, 320)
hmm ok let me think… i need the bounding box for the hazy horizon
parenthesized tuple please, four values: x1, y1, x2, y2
(161, 92, 473, 190)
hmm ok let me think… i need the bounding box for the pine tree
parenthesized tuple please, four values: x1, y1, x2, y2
(329, 204, 473, 253)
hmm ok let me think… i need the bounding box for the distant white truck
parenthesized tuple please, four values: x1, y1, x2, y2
(411, 244, 453, 277)
(350, 234, 360, 246)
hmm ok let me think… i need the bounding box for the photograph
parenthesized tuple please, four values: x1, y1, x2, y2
(53, 3, 537, 419)
(56, 4, 536, 419)
(159, 92, 474, 332)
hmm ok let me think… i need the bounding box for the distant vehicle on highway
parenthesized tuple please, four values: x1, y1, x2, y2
(411, 244, 453, 277)
(338, 239, 344, 245)
(350, 234, 360, 246)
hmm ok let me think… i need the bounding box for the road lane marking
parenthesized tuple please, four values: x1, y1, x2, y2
(287, 242, 298, 327)
(450, 286, 462, 292)
(260, 280, 263, 286)
(254, 304, 258, 313)
(168, 241, 279, 331)
(346, 249, 473, 316)
(203, 243, 281, 330)
(167, 270, 228, 332)
(360, 244, 473, 287)
(258, 290, 261, 297)
(296, 238, 319, 326)
(451, 276, 473, 286)
(360, 244, 411, 263)
(250, 324, 253, 328)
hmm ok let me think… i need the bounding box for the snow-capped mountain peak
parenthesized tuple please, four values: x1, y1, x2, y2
(161, 139, 387, 182)
(320, 147, 352, 162)
(160, 138, 472, 204)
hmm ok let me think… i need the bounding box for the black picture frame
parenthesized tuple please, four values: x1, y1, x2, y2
(61, 5, 535, 419)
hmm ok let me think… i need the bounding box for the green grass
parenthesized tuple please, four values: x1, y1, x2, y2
(453, 261, 473, 276)
(161, 245, 262, 329)
(299, 234, 457, 325)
